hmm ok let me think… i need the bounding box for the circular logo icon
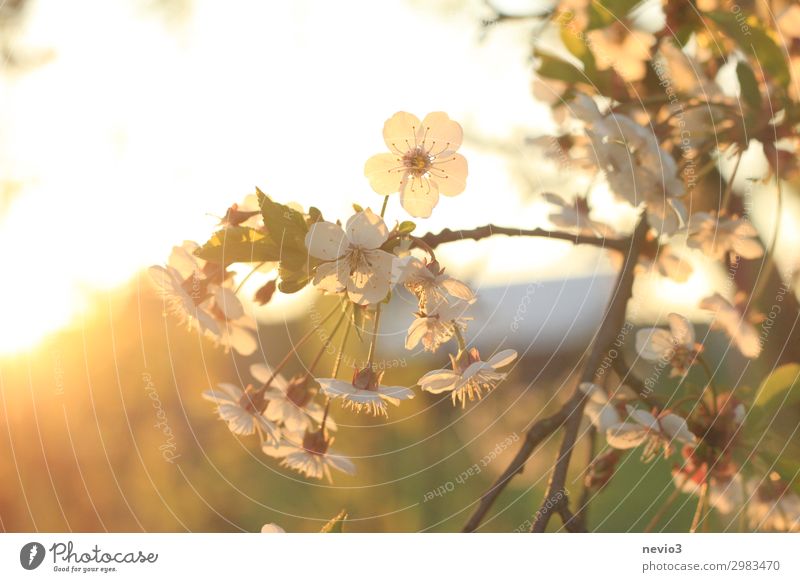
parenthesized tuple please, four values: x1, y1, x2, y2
(20, 542, 45, 570)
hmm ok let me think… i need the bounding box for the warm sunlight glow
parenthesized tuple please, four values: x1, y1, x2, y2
(0, 0, 551, 354)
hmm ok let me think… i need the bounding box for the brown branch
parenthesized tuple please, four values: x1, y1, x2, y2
(530, 213, 650, 533)
(572, 425, 597, 531)
(461, 406, 571, 532)
(419, 225, 628, 252)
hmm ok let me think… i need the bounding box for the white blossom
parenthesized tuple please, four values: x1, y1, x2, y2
(262, 429, 355, 483)
(395, 256, 475, 308)
(250, 364, 335, 433)
(202, 382, 280, 444)
(318, 367, 414, 417)
(700, 293, 761, 358)
(419, 348, 517, 408)
(406, 298, 472, 353)
(635, 313, 701, 377)
(607, 405, 696, 459)
(364, 111, 468, 218)
(305, 209, 395, 305)
(687, 212, 764, 260)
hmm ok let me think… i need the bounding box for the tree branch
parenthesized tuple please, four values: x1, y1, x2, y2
(530, 214, 650, 533)
(461, 215, 647, 533)
(419, 225, 628, 252)
(461, 406, 571, 532)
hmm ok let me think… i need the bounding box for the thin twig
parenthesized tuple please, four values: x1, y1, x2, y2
(461, 407, 571, 532)
(530, 214, 650, 533)
(573, 425, 597, 531)
(419, 225, 627, 252)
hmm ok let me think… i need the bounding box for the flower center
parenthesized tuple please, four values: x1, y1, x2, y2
(238, 386, 267, 414)
(286, 380, 313, 407)
(302, 430, 330, 456)
(670, 344, 699, 371)
(403, 148, 432, 176)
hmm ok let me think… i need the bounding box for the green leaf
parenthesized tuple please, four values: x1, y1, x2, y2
(320, 509, 347, 533)
(277, 246, 317, 294)
(586, 0, 644, 30)
(753, 364, 800, 409)
(352, 203, 364, 213)
(195, 227, 279, 265)
(397, 220, 416, 235)
(307, 206, 324, 226)
(746, 365, 800, 493)
(708, 11, 790, 87)
(257, 188, 309, 249)
(535, 50, 587, 85)
(736, 61, 762, 110)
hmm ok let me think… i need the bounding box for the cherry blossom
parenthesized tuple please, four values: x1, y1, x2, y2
(202, 382, 281, 443)
(636, 313, 701, 377)
(607, 405, 697, 460)
(262, 429, 355, 482)
(418, 348, 516, 408)
(318, 367, 414, 417)
(396, 256, 475, 309)
(364, 112, 468, 218)
(305, 209, 395, 305)
(687, 213, 764, 260)
(700, 293, 762, 358)
(405, 298, 472, 353)
(250, 364, 335, 433)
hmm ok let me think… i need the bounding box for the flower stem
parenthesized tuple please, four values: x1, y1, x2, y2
(720, 149, 743, 212)
(366, 305, 383, 365)
(690, 481, 709, 533)
(259, 301, 341, 390)
(452, 324, 467, 352)
(303, 305, 350, 379)
(644, 487, 682, 532)
(698, 356, 719, 414)
(321, 312, 354, 430)
(380, 195, 389, 218)
(233, 261, 267, 295)
(749, 177, 783, 306)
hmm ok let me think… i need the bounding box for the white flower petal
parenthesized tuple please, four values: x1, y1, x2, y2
(382, 111, 421, 152)
(658, 413, 697, 444)
(418, 111, 463, 154)
(305, 221, 349, 261)
(318, 378, 357, 398)
(440, 277, 475, 302)
(399, 175, 439, 218)
(636, 328, 674, 360)
(487, 349, 517, 369)
(345, 209, 389, 249)
(364, 153, 404, 195)
(431, 153, 468, 197)
(347, 249, 393, 305)
(379, 385, 415, 400)
(668, 313, 695, 346)
(606, 422, 650, 449)
(313, 259, 348, 294)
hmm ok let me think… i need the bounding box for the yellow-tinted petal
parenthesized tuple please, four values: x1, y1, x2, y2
(418, 112, 463, 154)
(399, 175, 440, 219)
(431, 153, 467, 196)
(364, 153, 405, 195)
(382, 111, 421, 153)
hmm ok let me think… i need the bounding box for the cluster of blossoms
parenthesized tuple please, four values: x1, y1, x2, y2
(151, 111, 516, 483)
(579, 308, 799, 531)
(152, 0, 800, 528)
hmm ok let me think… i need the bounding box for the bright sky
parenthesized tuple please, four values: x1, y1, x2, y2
(1, 0, 786, 355)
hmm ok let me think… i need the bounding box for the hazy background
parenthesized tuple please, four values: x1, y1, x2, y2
(0, 0, 796, 532)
